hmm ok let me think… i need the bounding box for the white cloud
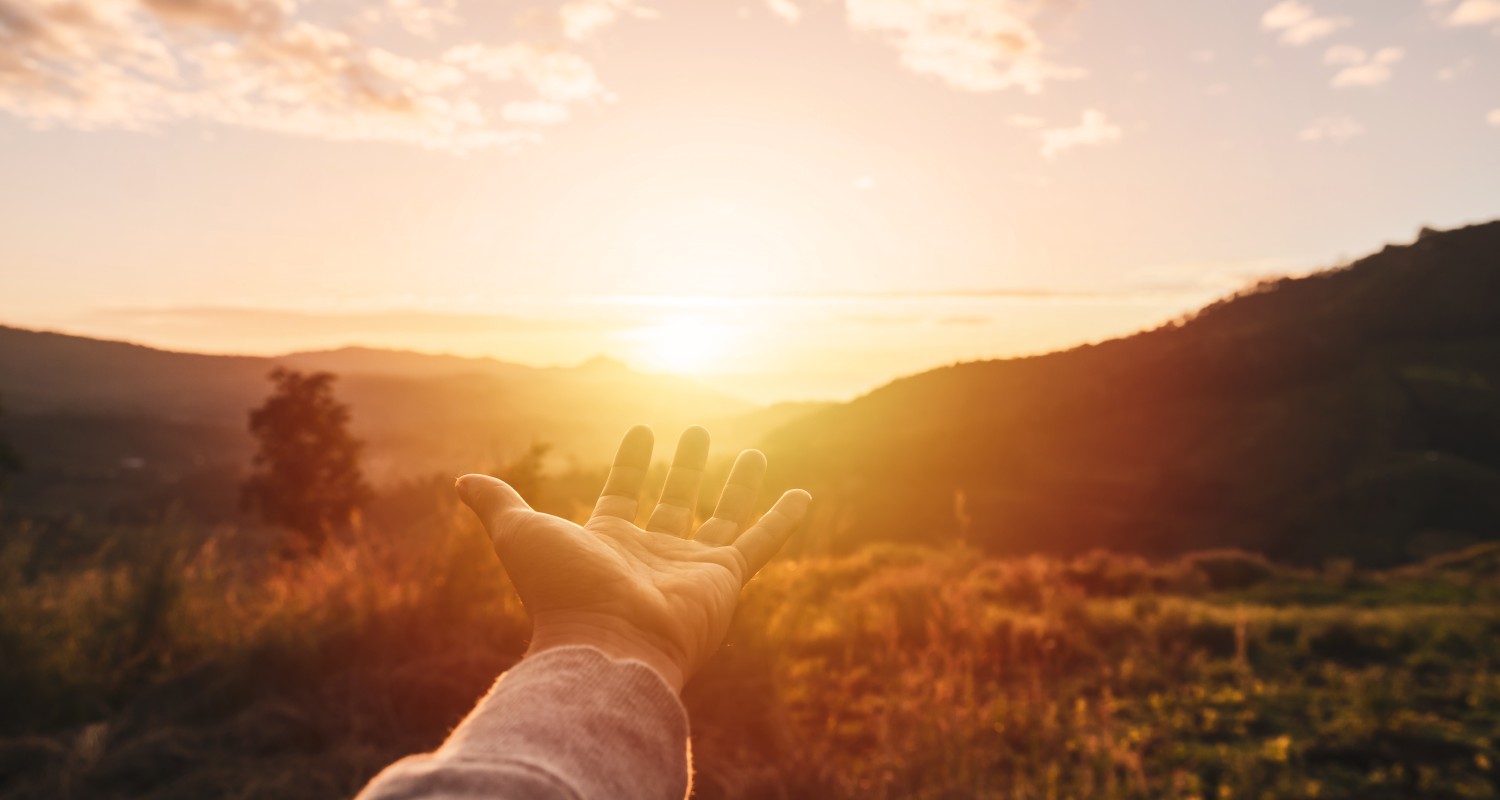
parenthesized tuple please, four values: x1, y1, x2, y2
(1436, 58, 1473, 81)
(385, 0, 456, 38)
(1262, 1, 1350, 45)
(1323, 45, 1365, 65)
(766, 0, 801, 23)
(558, 0, 655, 41)
(843, 0, 1082, 94)
(502, 100, 571, 125)
(1039, 109, 1121, 158)
(1325, 45, 1403, 88)
(0, 0, 612, 150)
(1299, 114, 1364, 142)
(445, 44, 613, 105)
(1447, 0, 1500, 25)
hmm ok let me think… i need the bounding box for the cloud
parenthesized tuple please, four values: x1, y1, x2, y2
(1489, 109, 1500, 126)
(444, 44, 613, 105)
(74, 304, 632, 356)
(1324, 45, 1403, 88)
(0, 0, 1087, 151)
(0, 0, 612, 150)
(558, 0, 655, 41)
(1299, 114, 1364, 142)
(384, 0, 457, 38)
(1322, 45, 1364, 66)
(1446, 0, 1500, 25)
(1039, 109, 1121, 158)
(1436, 58, 1473, 81)
(502, 100, 571, 125)
(1261, 1, 1350, 45)
(766, 0, 801, 23)
(852, 174, 876, 190)
(843, 0, 1082, 93)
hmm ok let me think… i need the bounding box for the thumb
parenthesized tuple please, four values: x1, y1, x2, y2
(456, 474, 533, 536)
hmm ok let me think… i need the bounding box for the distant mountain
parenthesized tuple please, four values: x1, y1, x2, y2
(275, 347, 539, 381)
(0, 329, 781, 518)
(763, 222, 1500, 566)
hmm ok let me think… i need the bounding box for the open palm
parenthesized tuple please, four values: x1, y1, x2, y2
(457, 425, 811, 691)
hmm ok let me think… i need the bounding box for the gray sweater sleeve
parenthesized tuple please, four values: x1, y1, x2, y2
(355, 646, 691, 800)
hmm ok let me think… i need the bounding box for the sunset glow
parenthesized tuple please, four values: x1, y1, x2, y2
(1, 0, 1497, 400)
(626, 316, 739, 375)
(5, 4, 1500, 793)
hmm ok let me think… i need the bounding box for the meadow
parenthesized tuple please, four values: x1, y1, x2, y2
(3, 478, 1499, 800)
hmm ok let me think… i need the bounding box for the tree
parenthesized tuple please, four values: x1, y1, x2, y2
(242, 368, 370, 552)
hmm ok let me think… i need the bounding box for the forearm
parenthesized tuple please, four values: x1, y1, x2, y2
(356, 646, 691, 800)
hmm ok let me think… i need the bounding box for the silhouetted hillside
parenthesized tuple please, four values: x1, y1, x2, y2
(0, 330, 769, 519)
(765, 222, 1500, 566)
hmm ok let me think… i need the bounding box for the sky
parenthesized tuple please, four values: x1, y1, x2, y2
(1, 0, 1498, 402)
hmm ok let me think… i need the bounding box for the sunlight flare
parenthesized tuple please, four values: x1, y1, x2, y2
(626, 316, 737, 375)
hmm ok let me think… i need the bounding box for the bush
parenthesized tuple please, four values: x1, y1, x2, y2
(3, 522, 1499, 800)
(1180, 549, 1278, 591)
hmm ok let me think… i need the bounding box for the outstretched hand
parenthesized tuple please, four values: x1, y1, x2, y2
(456, 425, 811, 692)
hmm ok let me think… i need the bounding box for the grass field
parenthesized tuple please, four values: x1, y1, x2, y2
(3, 499, 1499, 799)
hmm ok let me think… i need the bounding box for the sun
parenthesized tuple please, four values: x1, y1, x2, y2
(628, 316, 735, 375)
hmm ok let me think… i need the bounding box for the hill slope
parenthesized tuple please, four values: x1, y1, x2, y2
(764, 222, 1500, 565)
(0, 330, 767, 518)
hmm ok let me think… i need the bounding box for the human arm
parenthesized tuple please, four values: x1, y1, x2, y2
(356, 426, 811, 799)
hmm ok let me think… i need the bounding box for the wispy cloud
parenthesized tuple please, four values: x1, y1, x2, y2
(502, 100, 572, 125)
(1435, 58, 1473, 81)
(383, 0, 457, 38)
(842, 0, 1082, 94)
(765, 0, 801, 23)
(0, 0, 613, 150)
(1298, 114, 1364, 142)
(1324, 45, 1403, 88)
(1444, 0, 1500, 26)
(1039, 109, 1121, 158)
(558, 0, 655, 41)
(0, 0, 1086, 151)
(444, 44, 613, 105)
(1261, 1, 1350, 45)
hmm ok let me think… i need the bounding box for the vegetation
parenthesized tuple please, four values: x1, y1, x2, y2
(241, 369, 371, 552)
(3, 221, 1500, 797)
(0, 326, 761, 505)
(3, 492, 1499, 799)
(766, 221, 1500, 566)
(8, 223, 1499, 566)
(0, 395, 20, 492)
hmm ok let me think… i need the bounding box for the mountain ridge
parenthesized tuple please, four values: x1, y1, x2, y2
(762, 220, 1500, 565)
(0, 325, 773, 518)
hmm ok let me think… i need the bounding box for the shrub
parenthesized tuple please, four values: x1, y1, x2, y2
(1180, 549, 1277, 591)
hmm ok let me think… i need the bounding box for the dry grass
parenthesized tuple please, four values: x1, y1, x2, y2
(3, 507, 1500, 800)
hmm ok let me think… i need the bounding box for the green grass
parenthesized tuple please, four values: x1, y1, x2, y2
(3, 508, 1499, 799)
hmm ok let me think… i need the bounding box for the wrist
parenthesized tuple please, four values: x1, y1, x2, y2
(527, 613, 686, 693)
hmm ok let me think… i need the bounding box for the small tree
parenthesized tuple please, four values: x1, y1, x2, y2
(242, 368, 370, 552)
